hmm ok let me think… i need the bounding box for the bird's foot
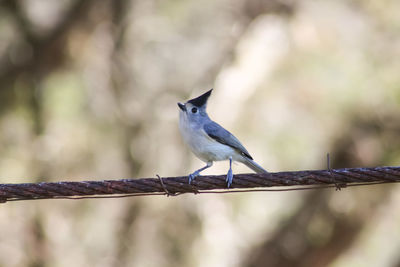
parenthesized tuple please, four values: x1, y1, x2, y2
(188, 171, 200, 184)
(226, 168, 233, 188)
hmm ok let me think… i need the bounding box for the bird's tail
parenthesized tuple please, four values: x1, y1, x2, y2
(242, 157, 268, 174)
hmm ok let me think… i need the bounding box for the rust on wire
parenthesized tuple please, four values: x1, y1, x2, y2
(0, 166, 399, 203)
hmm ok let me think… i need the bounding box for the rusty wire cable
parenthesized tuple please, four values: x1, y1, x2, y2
(0, 166, 399, 203)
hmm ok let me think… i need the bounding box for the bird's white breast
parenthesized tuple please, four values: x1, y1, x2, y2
(179, 112, 237, 162)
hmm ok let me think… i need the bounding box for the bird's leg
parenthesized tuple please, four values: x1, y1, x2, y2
(188, 161, 213, 184)
(226, 156, 233, 188)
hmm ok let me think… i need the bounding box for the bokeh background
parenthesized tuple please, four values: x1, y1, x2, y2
(1, 0, 400, 266)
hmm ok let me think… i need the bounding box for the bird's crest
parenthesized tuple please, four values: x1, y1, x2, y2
(188, 89, 213, 108)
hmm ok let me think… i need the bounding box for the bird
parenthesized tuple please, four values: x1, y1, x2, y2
(177, 89, 268, 187)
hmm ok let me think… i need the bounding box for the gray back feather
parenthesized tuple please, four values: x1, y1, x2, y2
(203, 121, 253, 160)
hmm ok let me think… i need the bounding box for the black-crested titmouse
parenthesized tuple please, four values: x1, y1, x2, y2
(178, 89, 268, 187)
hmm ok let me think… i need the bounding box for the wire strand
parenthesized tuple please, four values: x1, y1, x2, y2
(1, 167, 399, 203)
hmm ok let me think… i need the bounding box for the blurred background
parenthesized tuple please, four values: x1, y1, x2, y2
(0, 0, 400, 266)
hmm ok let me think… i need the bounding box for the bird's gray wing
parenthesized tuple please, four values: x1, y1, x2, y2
(203, 121, 253, 160)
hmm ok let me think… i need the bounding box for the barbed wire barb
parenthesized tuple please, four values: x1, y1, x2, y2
(0, 166, 399, 203)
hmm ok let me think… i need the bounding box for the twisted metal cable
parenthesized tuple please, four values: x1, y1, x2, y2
(1, 166, 399, 203)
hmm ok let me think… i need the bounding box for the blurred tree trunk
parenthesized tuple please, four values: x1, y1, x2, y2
(243, 113, 399, 267)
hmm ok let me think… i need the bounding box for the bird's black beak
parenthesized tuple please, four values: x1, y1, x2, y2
(178, 102, 186, 112)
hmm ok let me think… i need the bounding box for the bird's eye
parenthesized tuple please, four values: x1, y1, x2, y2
(191, 107, 198, 113)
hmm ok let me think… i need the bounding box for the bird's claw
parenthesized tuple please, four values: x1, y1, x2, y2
(188, 171, 199, 184)
(226, 168, 233, 188)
